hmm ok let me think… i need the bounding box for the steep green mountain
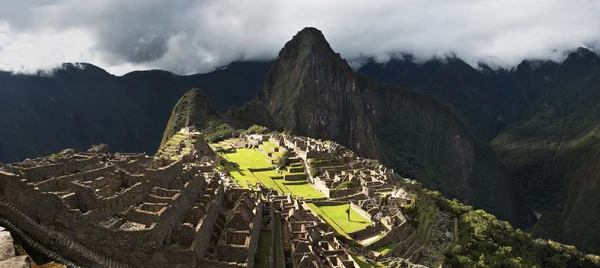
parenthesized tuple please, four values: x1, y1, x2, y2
(0, 61, 271, 162)
(259, 27, 526, 226)
(259, 27, 381, 160)
(492, 48, 600, 253)
(160, 88, 277, 145)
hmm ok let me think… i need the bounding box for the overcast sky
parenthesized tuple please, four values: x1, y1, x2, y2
(1, 0, 599, 75)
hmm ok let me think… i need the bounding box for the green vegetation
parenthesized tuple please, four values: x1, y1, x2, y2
(307, 203, 371, 238)
(275, 181, 324, 199)
(225, 100, 278, 131)
(49, 152, 65, 160)
(274, 150, 289, 169)
(222, 149, 272, 169)
(373, 243, 397, 256)
(347, 251, 385, 268)
(255, 230, 272, 267)
(423, 190, 600, 267)
(200, 120, 235, 143)
(244, 124, 270, 135)
(220, 147, 323, 199)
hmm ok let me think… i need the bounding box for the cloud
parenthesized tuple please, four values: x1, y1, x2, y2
(0, 0, 599, 75)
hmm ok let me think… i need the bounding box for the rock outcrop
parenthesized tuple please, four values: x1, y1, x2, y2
(259, 27, 381, 160)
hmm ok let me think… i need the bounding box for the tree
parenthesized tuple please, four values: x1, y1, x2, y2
(275, 150, 290, 169)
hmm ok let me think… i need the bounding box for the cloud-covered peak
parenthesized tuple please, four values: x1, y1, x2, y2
(0, 0, 599, 75)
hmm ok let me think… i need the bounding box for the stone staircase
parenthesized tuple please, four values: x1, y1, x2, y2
(0, 201, 135, 268)
(157, 132, 194, 159)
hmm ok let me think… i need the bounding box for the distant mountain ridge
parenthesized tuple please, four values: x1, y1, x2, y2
(0, 61, 272, 162)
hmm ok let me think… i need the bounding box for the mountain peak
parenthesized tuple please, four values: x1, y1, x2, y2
(259, 27, 381, 159)
(278, 27, 338, 60)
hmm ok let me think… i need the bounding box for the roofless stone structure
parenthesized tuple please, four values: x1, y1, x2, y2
(0, 128, 428, 267)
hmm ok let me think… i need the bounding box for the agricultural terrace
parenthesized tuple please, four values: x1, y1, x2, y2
(306, 203, 372, 239)
(215, 141, 324, 199)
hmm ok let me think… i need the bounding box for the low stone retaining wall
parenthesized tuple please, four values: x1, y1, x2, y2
(367, 222, 413, 250)
(248, 167, 273, 173)
(283, 173, 306, 181)
(287, 167, 304, 173)
(310, 201, 347, 206)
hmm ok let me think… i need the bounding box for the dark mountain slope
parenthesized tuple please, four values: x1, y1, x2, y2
(358, 58, 503, 140)
(357, 57, 562, 141)
(259, 27, 526, 225)
(259, 27, 381, 160)
(0, 61, 271, 162)
(492, 48, 600, 253)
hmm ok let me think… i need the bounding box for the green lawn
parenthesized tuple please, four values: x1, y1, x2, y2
(276, 181, 324, 199)
(221, 148, 272, 188)
(255, 230, 272, 267)
(253, 170, 324, 199)
(224, 164, 259, 188)
(306, 204, 372, 237)
(222, 148, 272, 169)
(253, 170, 285, 192)
(221, 148, 324, 198)
(373, 243, 397, 255)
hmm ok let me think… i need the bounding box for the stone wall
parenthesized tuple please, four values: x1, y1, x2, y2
(367, 222, 413, 250)
(34, 165, 118, 192)
(193, 184, 224, 260)
(350, 202, 372, 222)
(283, 173, 306, 181)
(196, 259, 246, 267)
(215, 245, 248, 263)
(247, 199, 263, 268)
(310, 201, 347, 206)
(20, 156, 99, 182)
(0, 201, 133, 267)
(144, 159, 183, 188)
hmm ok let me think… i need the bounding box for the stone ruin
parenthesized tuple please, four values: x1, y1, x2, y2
(0, 140, 253, 267)
(0, 129, 431, 267)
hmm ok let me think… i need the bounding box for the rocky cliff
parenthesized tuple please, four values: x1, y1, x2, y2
(259, 28, 381, 160)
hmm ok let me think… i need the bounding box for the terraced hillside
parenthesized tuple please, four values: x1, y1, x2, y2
(214, 140, 324, 200)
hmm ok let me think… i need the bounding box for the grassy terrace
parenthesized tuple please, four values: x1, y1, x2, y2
(219, 146, 324, 199)
(306, 203, 371, 239)
(373, 243, 397, 256)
